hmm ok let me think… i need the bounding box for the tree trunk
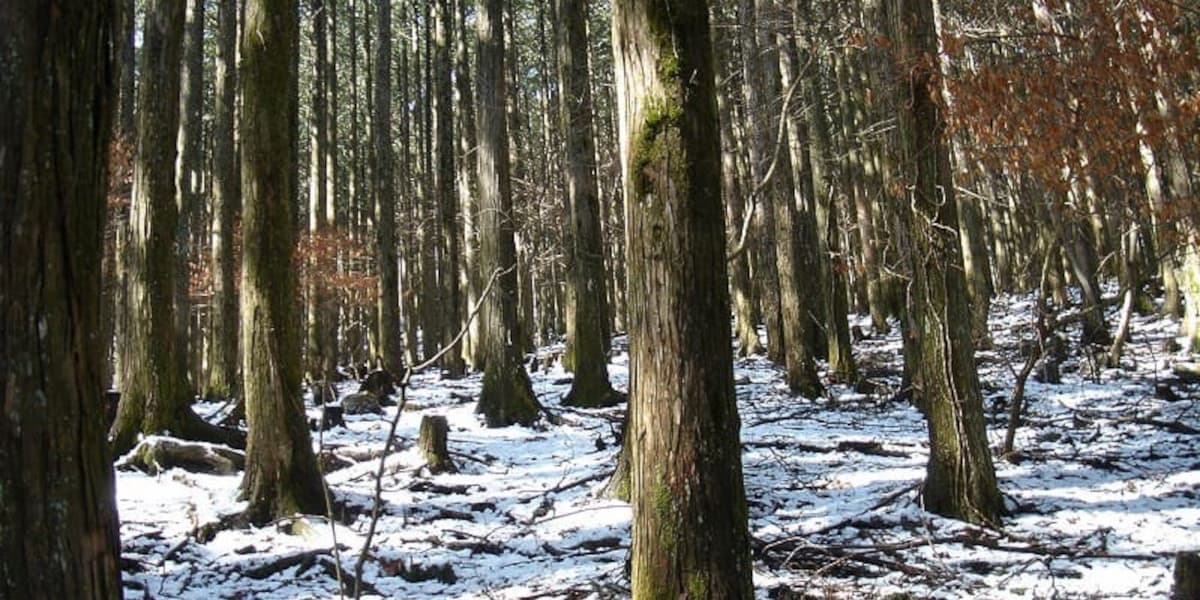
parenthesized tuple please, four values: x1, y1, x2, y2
(306, 0, 335, 388)
(475, 0, 540, 428)
(713, 5, 764, 358)
(614, 0, 755, 597)
(418, 415, 457, 474)
(239, 0, 326, 523)
(436, 0, 467, 376)
(175, 0, 204, 398)
(739, 0, 784, 369)
(748, 0, 823, 397)
(455, 0, 484, 369)
(888, 0, 1003, 526)
(206, 0, 241, 401)
(112, 0, 240, 456)
(557, 0, 621, 408)
(0, 3, 123, 596)
(795, 2, 856, 380)
(375, 0, 404, 376)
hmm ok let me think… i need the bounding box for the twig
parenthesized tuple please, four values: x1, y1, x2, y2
(352, 266, 508, 599)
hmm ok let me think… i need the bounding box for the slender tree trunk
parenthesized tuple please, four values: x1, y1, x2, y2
(614, 1, 755, 596)
(456, 0, 484, 369)
(795, 2, 856, 380)
(375, 0, 404, 376)
(176, 0, 205, 397)
(306, 0, 334, 387)
(556, 0, 621, 408)
(475, 0, 540, 427)
(751, 0, 823, 397)
(205, 0, 240, 401)
(239, 0, 326, 523)
(1, 3, 123, 596)
(436, 0, 467, 376)
(888, 0, 1002, 526)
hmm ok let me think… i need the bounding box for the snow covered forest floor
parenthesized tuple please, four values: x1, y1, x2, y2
(118, 293, 1200, 599)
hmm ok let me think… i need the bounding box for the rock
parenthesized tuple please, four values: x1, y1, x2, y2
(359, 369, 396, 398)
(341, 392, 382, 415)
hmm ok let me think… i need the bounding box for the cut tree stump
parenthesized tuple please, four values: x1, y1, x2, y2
(419, 415, 456, 474)
(1176, 551, 1200, 599)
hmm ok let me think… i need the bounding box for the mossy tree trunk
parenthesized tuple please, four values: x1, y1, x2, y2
(0, 2, 123, 595)
(475, 0, 540, 427)
(888, 0, 1003, 526)
(614, 0, 755, 597)
(375, 0, 405, 376)
(239, 0, 326, 524)
(205, 0, 240, 401)
(111, 0, 241, 456)
(557, 0, 621, 408)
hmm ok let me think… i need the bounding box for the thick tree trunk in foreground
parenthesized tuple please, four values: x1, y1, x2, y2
(558, 0, 621, 408)
(240, 0, 326, 523)
(889, 0, 1003, 526)
(0, 2, 123, 596)
(475, 0, 540, 427)
(112, 0, 240, 455)
(614, 0, 755, 597)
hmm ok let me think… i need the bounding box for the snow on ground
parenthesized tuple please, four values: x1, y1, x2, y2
(118, 294, 1200, 599)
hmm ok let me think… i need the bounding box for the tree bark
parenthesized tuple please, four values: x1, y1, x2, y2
(749, 0, 823, 397)
(436, 0, 467, 377)
(475, 0, 541, 427)
(557, 0, 621, 408)
(375, 0, 405, 376)
(888, 0, 1003, 526)
(0, 3, 123, 596)
(240, 0, 326, 523)
(206, 0, 241, 401)
(175, 0, 205, 396)
(112, 0, 241, 455)
(614, 0, 755, 597)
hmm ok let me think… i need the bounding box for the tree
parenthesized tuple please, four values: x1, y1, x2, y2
(436, 0, 467, 377)
(742, 0, 823, 397)
(613, 0, 755, 597)
(0, 2, 123, 596)
(204, 0, 240, 401)
(888, 0, 1003, 526)
(111, 0, 240, 455)
(240, 0, 326, 523)
(375, 0, 405, 377)
(475, 0, 541, 427)
(557, 0, 622, 408)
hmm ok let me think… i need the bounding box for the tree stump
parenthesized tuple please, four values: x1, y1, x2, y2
(1176, 551, 1200, 599)
(418, 415, 456, 474)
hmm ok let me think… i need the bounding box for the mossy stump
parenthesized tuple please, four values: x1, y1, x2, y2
(419, 415, 456, 474)
(1175, 551, 1200, 599)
